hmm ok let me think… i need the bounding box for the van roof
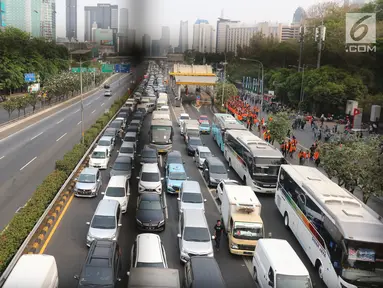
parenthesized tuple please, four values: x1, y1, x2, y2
(3, 254, 57, 287)
(107, 175, 127, 187)
(258, 239, 309, 276)
(95, 199, 119, 216)
(189, 257, 226, 287)
(183, 209, 207, 228)
(136, 234, 163, 263)
(93, 145, 108, 152)
(181, 181, 201, 194)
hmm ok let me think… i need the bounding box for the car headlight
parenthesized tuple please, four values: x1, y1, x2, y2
(231, 244, 239, 249)
(136, 219, 142, 225)
(87, 234, 94, 241)
(167, 185, 173, 190)
(139, 183, 146, 191)
(91, 186, 97, 192)
(207, 252, 214, 257)
(210, 177, 215, 182)
(73, 187, 79, 192)
(121, 201, 127, 207)
(156, 184, 162, 190)
(158, 220, 165, 226)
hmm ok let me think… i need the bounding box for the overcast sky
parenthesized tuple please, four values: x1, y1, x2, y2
(56, 0, 326, 45)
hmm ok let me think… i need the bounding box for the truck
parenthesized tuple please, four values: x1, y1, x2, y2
(127, 268, 180, 288)
(152, 110, 170, 121)
(149, 119, 173, 153)
(157, 93, 168, 110)
(181, 119, 199, 141)
(218, 182, 264, 256)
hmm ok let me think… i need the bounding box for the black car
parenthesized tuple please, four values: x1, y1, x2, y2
(186, 136, 203, 156)
(126, 125, 139, 134)
(104, 84, 110, 89)
(117, 112, 128, 120)
(136, 193, 165, 231)
(132, 112, 144, 123)
(103, 127, 118, 141)
(165, 150, 183, 171)
(110, 156, 133, 179)
(139, 145, 158, 164)
(74, 240, 122, 287)
(109, 119, 123, 130)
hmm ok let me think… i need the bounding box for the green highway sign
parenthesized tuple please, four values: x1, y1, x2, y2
(88, 68, 96, 72)
(101, 64, 114, 73)
(71, 67, 80, 73)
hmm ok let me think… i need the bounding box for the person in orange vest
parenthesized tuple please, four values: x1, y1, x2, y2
(261, 117, 265, 126)
(291, 135, 298, 146)
(298, 150, 305, 165)
(305, 150, 311, 159)
(280, 141, 287, 157)
(289, 140, 296, 158)
(266, 131, 271, 143)
(313, 150, 320, 167)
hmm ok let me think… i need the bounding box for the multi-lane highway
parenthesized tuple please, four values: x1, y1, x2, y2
(40, 83, 326, 287)
(0, 72, 138, 230)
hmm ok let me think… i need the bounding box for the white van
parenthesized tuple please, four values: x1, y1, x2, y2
(3, 254, 59, 288)
(252, 239, 312, 288)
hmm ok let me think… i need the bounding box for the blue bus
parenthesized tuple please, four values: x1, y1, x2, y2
(211, 113, 247, 152)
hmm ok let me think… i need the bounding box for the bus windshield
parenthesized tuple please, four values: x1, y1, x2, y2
(253, 157, 284, 178)
(151, 125, 172, 144)
(276, 274, 312, 288)
(341, 240, 383, 284)
(233, 222, 263, 240)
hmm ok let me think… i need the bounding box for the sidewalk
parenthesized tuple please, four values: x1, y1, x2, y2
(210, 104, 383, 217)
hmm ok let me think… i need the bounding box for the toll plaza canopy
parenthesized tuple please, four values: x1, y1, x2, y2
(169, 64, 218, 86)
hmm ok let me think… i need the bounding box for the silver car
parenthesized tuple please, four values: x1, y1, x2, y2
(86, 199, 122, 247)
(74, 167, 102, 197)
(177, 181, 206, 214)
(194, 146, 212, 168)
(177, 209, 214, 263)
(118, 141, 135, 160)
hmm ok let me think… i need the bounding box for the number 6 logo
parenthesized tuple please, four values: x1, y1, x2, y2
(350, 15, 371, 41)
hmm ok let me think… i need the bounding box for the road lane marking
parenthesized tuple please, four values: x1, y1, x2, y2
(40, 193, 75, 254)
(56, 133, 67, 142)
(243, 257, 253, 274)
(0, 156, 4, 160)
(91, 109, 96, 114)
(159, 155, 163, 167)
(197, 170, 220, 212)
(20, 157, 37, 171)
(30, 132, 43, 141)
(77, 121, 82, 125)
(56, 119, 64, 124)
(101, 102, 105, 106)
(73, 109, 80, 114)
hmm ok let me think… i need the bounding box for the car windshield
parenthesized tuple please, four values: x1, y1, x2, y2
(201, 123, 209, 127)
(169, 171, 187, 180)
(137, 262, 165, 268)
(92, 151, 106, 159)
(233, 222, 263, 240)
(167, 155, 182, 164)
(276, 274, 313, 288)
(182, 192, 203, 203)
(79, 267, 113, 286)
(200, 152, 211, 158)
(91, 215, 116, 229)
(210, 165, 226, 174)
(142, 150, 157, 158)
(139, 200, 162, 210)
(113, 162, 131, 170)
(183, 227, 210, 242)
(200, 116, 208, 121)
(141, 172, 160, 182)
(78, 174, 96, 183)
(189, 138, 202, 146)
(180, 115, 189, 120)
(98, 140, 110, 146)
(120, 146, 134, 153)
(104, 130, 115, 136)
(124, 137, 136, 142)
(110, 122, 121, 128)
(105, 187, 125, 197)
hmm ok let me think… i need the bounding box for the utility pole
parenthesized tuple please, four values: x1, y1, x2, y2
(315, 20, 326, 69)
(298, 26, 304, 72)
(80, 59, 84, 144)
(221, 53, 228, 110)
(300, 65, 305, 104)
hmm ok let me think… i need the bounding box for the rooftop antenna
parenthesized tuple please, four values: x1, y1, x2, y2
(221, 9, 224, 19)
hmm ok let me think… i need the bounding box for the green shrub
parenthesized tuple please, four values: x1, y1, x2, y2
(0, 83, 139, 274)
(0, 170, 67, 273)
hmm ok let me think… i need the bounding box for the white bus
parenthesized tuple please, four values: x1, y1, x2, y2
(224, 130, 285, 193)
(275, 165, 383, 288)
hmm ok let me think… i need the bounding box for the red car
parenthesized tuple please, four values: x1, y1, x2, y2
(198, 115, 209, 124)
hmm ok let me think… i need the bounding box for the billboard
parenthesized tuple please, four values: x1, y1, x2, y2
(0, 1, 6, 27)
(100, 40, 113, 46)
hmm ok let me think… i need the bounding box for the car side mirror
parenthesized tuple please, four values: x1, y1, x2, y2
(205, 168, 208, 171)
(74, 178, 78, 181)
(227, 169, 230, 172)
(86, 222, 90, 225)
(203, 143, 205, 146)
(268, 281, 274, 287)
(127, 271, 130, 276)
(101, 191, 105, 195)
(204, 199, 207, 202)
(138, 154, 141, 157)
(118, 223, 122, 227)
(116, 150, 119, 153)
(177, 234, 181, 238)
(183, 161, 185, 164)
(97, 178, 100, 182)
(161, 177, 164, 181)
(136, 176, 140, 180)
(117, 278, 122, 282)
(187, 177, 190, 179)
(211, 235, 216, 240)
(74, 275, 79, 280)
(177, 197, 180, 201)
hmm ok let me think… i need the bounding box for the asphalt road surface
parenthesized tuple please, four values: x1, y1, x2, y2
(0, 72, 139, 230)
(44, 97, 256, 287)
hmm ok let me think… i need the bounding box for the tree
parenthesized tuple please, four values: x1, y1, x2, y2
(214, 82, 237, 106)
(267, 112, 291, 144)
(2, 98, 17, 119)
(15, 96, 29, 117)
(27, 93, 40, 113)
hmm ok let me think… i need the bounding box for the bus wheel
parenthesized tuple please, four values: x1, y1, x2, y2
(283, 212, 289, 228)
(315, 260, 324, 281)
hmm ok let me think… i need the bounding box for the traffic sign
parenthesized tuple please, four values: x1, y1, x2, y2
(71, 67, 80, 73)
(88, 68, 96, 72)
(24, 73, 36, 82)
(102, 64, 114, 73)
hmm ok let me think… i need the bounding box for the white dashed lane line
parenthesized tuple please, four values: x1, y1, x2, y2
(0, 156, 4, 160)
(30, 132, 43, 141)
(77, 121, 82, 125)
(91, 109, 96, 114)
(20, 157, 37, 171)
(56, 133, 67, 142)
(56, 119, 64, 124)
(101, 102, 105, 106)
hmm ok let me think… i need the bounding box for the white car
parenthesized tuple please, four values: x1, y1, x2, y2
(178, 113, 190, 127)
(97, 136, 114, 156)
(104, 90, 112, 97)
(102, 175, 130, 213)
(136, 163, 163, 194)
(216, 179, 239, 202)
(89, 146, 110, 170)
(115, 117, 126, 129)
(194, 146, 212, 168)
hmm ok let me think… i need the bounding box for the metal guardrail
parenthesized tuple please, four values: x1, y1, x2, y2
(0, 84, 136, 286)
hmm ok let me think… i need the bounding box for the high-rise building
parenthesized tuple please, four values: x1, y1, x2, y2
(160, 26, 170, 55)
(126, 28, 135, 50)
(178, 20, 188, 52)
(84, 4, 118, 41)
(226, 24, 257, 54)
(281, 24, 301, 41)
(292, 7, 306, 24)
(119, 8, 128, 34)
(152, 39, 161, 56)
(256, 22, 282, 40)
(40, 0, 56, 40)
(142, 34, 151, 56)
(192, 19, 215, 53)
(216, 17, 239, 53)
(0, 0, 6, 27)
(66, 0, 76, 40)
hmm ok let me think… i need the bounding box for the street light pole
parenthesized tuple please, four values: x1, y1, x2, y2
(80, 60, 84, 144)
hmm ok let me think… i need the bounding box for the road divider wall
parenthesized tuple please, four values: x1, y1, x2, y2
(0, 81, 139, 281)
